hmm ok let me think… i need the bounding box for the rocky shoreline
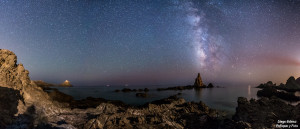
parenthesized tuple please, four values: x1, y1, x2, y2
(256, 79, 300, 102)
(1, 49, 299, 129)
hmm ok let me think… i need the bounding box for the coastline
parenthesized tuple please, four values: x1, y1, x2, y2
(1, 49, 299, 129)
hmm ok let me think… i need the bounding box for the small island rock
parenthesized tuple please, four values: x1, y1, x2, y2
(59, 80, 72, 87)
(194, 73, 204, 87)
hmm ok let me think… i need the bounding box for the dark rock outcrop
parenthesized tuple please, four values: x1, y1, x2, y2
(116, 88, 150, 93)
(157, 85, 194, 91)
(257, 87, 300, 102)
(233, 97, 300, 129)
(0, 87, 22, 128)
(296, 77, 300, 85)
(194, 73, 204, 87)
(256, 81, 275, 88)
(207, 83, 214, 88)
(285, 76, 300, 90)
(257, 77, 300, 92)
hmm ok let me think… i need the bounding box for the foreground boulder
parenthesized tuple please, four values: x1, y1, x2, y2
(233, 97, 300, 129)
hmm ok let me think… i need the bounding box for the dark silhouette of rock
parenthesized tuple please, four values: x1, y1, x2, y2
(59, 80, 72, 87)
(296, 77, 300, 84)
(194, 73, 204, 87)
(121, 88, 132, 92)
(0, 87, 22, 128)
(257, 87, 300, 101)
(256, 81, 275, 88)
(257, 77, 300, 92)
(207, 83, 214, 88)
(144, 88, 149, 92)
(233, 97, 300, 128)
(285, 76, 300, 90)
(117, 88, 150, 93)
(157, 85, 194, 91)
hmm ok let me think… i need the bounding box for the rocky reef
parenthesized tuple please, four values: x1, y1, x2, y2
(115, 88, 149, 93)
(257, 87, 300, 102)
(257, 76, 300, 92)
(232, 97, 300, 129)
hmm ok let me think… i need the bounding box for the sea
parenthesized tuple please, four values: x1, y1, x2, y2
(53, 85, 263, 114)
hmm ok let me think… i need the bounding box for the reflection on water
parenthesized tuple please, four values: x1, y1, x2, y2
(55, 85, 261, 113)
(194, 88, 202, 98)
(248, 85, 251, 97)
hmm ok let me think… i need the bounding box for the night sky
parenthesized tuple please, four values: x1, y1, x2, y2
(1, 0, 300, 86)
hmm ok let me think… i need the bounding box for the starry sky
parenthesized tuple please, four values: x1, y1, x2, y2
(1, 0, 300, 86)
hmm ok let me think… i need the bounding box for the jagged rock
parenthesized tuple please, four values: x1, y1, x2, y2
(285, 76, 300, 90)
(156, 85, 194, 91)
(257, 87, 300, 101)
(233, 97, 300, 129)
(296, 77, 300, 85)
(194, 73, 204, 87)
(207, 83, 214, 88)
(59, 80, 72, 87)
(0, 49, 31, 88)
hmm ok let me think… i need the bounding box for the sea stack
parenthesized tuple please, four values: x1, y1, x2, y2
(59, 80, 72, 87)
(194, 73, 204, 87)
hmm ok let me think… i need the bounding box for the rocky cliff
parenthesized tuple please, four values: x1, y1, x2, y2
(233, 97, 300, 129)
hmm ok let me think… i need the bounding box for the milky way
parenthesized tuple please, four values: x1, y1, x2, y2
(182, 1, 226, 71)
(1, 0, 300, 86)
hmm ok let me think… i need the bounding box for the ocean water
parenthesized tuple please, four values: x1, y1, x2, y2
(54, 85, 260, 113)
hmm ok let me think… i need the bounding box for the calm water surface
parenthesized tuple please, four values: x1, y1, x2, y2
(55, 85, 260, 113)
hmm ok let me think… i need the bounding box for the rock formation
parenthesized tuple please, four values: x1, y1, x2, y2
(296, 77, 300, 85)
(194, 73, 204, 87)
(285, 76, 300, 90)
(59, 80, 72, 87)
(233, 97, 300, 128)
